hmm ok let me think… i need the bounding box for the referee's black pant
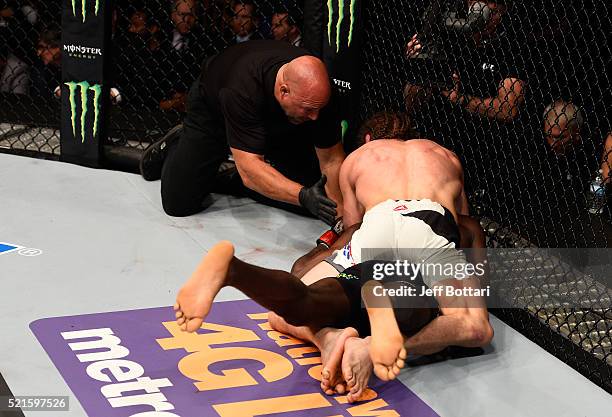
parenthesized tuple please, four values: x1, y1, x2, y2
(161, 78, 321, 217)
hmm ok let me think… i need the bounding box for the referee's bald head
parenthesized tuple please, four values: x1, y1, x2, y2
(276, 56, 331, 124)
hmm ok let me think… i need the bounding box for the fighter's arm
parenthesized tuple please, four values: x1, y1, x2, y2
(458, 189, 469, 216)
(339, 152, 364, 227)
(291, 222, 361, 278)
(461, 215, 487, 263)
(452, 155, 469, 216)
(316, 142, 345, 217)
(231, 148, 303, 205)
(600, 131, 612, 184)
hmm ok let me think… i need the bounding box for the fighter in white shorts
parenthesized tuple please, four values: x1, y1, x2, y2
(326, 199, 467, 288)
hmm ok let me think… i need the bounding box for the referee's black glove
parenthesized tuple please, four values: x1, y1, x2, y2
(299, 175, 337, 226)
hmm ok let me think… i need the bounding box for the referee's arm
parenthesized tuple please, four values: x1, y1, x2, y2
(231, 148, 303, 205)
(316, 142, 345, 217)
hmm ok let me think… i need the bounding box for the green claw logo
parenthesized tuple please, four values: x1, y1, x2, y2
(341, 120, 349, 140)
(70, 0, 100, 23)
(65, 81, 101, 143)
(327, 0, 356, 52)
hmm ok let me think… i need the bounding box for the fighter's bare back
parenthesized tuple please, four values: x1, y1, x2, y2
(340, 139, 465, 226)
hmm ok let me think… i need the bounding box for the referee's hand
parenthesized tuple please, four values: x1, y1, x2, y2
(299, 175, 337, 226)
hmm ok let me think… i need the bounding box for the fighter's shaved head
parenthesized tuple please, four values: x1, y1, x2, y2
(275, 55, 331, 124)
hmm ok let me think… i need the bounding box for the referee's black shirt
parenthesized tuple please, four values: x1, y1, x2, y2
(200, 40, 340, 155)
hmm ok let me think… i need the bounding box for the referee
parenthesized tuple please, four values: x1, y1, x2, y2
(140, 40, 344, 225)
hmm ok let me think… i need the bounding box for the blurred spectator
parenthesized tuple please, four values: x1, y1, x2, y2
(0, 1, 14, 28)
(585, 131, 612, 215)
(228, 0, 261, 44)
(271, 11, 301, 46)
(158, 0, 206, 111)
(542, 99, 584, 155)
(30, 26, 61, 100)
(114, 7, 163, 109)
(1, 1, 39, 50)
(35, 27, 60, 67)
(354, 111, 419, 148)
(128, 9, 161, 52)
(404, 1, 526, 123)
(0, 44, 29, 94)
(20, 1, 38, 25)
(170, 0, 198, 48)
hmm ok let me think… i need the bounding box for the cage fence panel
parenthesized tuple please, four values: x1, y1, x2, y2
(1, 1, 62, 156)
(358, 0, 610, 392)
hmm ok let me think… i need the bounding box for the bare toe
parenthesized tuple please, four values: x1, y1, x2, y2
(399, 348, 407, 360)
(186, 317, 203, 332)
(373, 364, 389, 381)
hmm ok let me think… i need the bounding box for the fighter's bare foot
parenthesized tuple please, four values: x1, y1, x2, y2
(342, 336, 373, 403)
(318, 327, 358, 395)
(367, 308, 406, 381)
(268, 312, 316, 343)
(174, 241, 234, 333)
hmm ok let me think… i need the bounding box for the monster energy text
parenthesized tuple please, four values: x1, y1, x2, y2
(63, 44, 102, 60)
(65, 81, 102, 143)
(70, 0, 100, 23)
(327, 0, 356, 52)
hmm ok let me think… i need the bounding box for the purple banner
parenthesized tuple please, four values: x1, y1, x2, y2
(30, 300, 439, 417)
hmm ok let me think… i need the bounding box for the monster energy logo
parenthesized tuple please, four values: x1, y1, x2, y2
(65, 81, 101, 143)
(341, 120, 349, 140)
(327, 0, 356, 52)
(70, 0, 100, 23)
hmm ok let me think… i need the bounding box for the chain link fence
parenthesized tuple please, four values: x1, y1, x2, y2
(1, 0, 610, 394)
(358, 0, 610, 392)
(107, 0, 304, 153)
(0, 0, 304, 157)
(1, 1, 61, 156)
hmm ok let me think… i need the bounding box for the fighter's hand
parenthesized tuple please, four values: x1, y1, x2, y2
(405, 33, 422, 58)
(299, 175, 338, 226)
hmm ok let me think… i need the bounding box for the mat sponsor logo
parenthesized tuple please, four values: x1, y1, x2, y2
(31, 301, 439, 417)
(0, 242, 43, 257)
(70, 0, 100, 23)
(327, 0, 357, 52)
(63, 44, 103, 60)
(65, 81, 102, 143)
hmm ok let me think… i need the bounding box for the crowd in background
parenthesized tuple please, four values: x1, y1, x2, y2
(0, 0, 303, 107)
(1, 0, 610, 234)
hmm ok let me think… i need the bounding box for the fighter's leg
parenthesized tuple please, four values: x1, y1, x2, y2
(403, 277, 493, 355)
(268, 312, 357, 395)
(175, 241, 351, 332)
(362, 280, 407, 381)
(270, 259, 354, 394)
